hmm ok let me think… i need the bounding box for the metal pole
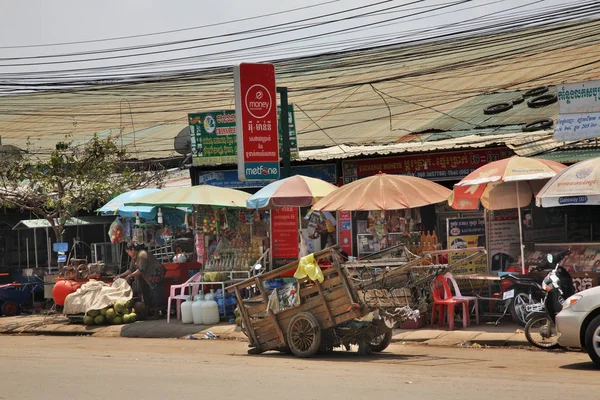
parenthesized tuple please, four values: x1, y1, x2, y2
(34, 229, 38, 269)
(516, 182, 526, 274)
(277, 86, 291, 178)
(17, 230, 21, 269)
(269, 212, 273, 271)
(45, 227, 51, 273)
(26, 237, 29, 268)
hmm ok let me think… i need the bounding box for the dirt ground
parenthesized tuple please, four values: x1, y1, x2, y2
(1, 336, 598, 400)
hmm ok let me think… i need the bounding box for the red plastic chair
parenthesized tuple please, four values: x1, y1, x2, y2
(430, 275, 469, 330)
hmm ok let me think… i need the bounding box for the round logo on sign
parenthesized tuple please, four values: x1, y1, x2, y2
(450, 227, 461, 236)
(244, 84, 272, 119)
(203, 115, 216, 134)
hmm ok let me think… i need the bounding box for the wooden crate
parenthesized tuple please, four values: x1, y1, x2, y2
(357, 288, 412, 308)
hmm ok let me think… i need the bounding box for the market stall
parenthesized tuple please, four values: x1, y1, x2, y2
(126, 184, 259, 319)
(530, 157, 600, 290)
(312, 172, 451, 261)
(246, 174, 338, 269)
(99, 188, 191, 267)
(449, 155, 567, 274)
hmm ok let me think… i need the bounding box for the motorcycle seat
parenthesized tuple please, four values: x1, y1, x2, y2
(502, 274, 536, 284)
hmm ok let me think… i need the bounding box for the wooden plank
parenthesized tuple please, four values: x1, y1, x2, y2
(254, 277, 285, 346)
(251, 316, 272, 330)
(315, 279, 334, 323)
(299, 275, 343, 300)
(332, 255, 357, 305)
(254, 278, 285, 344)
(234, 286, 259, 349)
(247, 302, 267, 316)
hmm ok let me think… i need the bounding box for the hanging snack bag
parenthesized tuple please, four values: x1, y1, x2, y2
(108, 218, 125, 243)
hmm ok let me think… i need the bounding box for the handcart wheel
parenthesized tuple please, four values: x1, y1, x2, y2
(287, 312, 321, 358)
(369, 329, 393, 352)
(1, 300, 19, 317)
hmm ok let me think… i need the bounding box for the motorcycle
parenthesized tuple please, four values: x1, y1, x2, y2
(497, 271, 547, 327)
(524, 251, 573, 349)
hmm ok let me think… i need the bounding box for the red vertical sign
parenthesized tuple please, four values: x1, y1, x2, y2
(338, 211, 353, 256)
(234, 63, 280, 181)
(271, 206, 299, 269)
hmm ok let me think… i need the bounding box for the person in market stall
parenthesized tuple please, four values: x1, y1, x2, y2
(115, 241, 166, 318)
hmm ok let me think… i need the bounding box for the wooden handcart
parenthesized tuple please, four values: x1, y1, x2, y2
(226, 246, 486, 357)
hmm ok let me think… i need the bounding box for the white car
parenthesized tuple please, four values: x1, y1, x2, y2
(556, 285, 600, 366)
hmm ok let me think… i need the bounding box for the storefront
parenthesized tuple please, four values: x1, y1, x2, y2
(513, 205, 600, 291)
(340, 147, 513, 259)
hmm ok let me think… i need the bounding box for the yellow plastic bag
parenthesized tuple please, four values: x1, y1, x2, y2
(294, 253, 324, 283)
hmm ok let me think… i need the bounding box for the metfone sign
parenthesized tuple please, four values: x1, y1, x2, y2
(234, 63, 280, 181)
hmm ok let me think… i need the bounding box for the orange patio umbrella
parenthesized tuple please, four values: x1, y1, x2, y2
(448, 156, 566, 273)
(312, 172, 452, 211)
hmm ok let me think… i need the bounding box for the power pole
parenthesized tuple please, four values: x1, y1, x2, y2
(277, 86, 291, 178)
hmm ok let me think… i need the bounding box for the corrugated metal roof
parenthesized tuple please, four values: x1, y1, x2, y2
(13, 216, 115, 230)
(299, 131, 519, 161)
(537, 148, 600, 163)
(0, 20, 598, 161)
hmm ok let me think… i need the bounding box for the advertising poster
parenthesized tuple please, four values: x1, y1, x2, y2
(555, 80, 600, 141)
(338, 211, 353, 257)
(195, 164, 335, 188)
(446, 217, 487, 274)
(190, 106, 298, 167)
(488, 210, 521, 272)
(271, 206, 299, 268)
(189, 111, 237, 166)
(277, 104, 299, 159)
(234, 63, 280, 181)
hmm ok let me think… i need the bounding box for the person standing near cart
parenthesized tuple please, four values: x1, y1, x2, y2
(115, 242, 165, 317)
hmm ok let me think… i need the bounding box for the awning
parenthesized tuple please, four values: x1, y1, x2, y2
(13, 216, 116, 230)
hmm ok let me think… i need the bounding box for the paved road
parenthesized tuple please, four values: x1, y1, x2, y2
(1, 336, 598, 400)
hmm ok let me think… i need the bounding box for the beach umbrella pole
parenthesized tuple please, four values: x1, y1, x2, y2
(516, 182, 526, 274)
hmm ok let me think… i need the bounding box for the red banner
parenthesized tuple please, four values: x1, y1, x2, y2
(234, 63, 280, 181)
(338, 211, 353, 256)
(271, 206, 299, 268)
(342, 147, 512, 182)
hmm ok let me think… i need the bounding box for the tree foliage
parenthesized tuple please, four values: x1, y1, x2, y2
(0, 134, 165, 241)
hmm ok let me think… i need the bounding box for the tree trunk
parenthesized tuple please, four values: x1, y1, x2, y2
(47, 219, 64, 243)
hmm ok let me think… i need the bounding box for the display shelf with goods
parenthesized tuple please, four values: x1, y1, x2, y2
(357, 232, 441, 258)
(194, 206, 270, 318)
(354, 209, 441, 258)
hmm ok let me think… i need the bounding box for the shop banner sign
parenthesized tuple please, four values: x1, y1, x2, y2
(446, 217, 487, 274)
(234, 63, 279, 181)
(555, 80, 600, 141)
(196, 164, 336, 188)
(488, 210, 521, 272)
(342, 148, 511, 183)
(189, 111, 237, 166)
(190, 106, 298, 167)
(338, 211, 353, 257)
(271, 206, 299, 268)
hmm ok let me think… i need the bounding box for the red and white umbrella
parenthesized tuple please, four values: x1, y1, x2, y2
(449, 156, 567, 273)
